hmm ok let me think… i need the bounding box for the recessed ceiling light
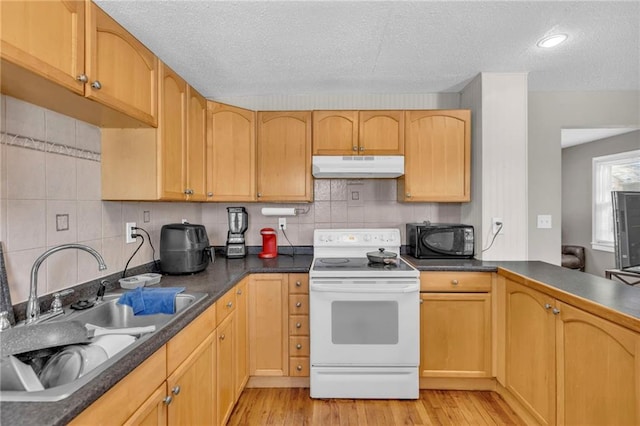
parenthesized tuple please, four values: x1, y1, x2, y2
(537, 34, 568, 48)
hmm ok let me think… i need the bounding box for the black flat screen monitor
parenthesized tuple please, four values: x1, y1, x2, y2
(612, 191, 640, 272)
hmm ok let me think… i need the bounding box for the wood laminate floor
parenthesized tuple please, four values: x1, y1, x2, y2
(227, 388, 524, 425)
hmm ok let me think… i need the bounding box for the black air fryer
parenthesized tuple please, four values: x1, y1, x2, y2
(160, 223, 212, 274)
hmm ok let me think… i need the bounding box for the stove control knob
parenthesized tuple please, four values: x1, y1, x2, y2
(363, 234, 371, 242)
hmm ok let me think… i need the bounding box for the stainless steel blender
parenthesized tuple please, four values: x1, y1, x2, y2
(226, 207, 248, 258)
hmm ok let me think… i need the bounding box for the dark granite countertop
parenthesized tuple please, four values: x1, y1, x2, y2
(3, 254, 640, 425)
(1, 254, 313, 426)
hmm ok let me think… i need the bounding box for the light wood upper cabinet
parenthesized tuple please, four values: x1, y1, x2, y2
(257, 111, 313, 202)
(86, 2, 158, 126)
(158, 63, 187, 200)
(312, 110, 404, 155)
(207, 102, 257, 201)
(556, 301, 640, 426)
(312, 111, 358, 155)
(0, 0, 86, 94)
(186, 87, 207, 201)
(399, 110, 471, 202)
(359, 110, 404, 155)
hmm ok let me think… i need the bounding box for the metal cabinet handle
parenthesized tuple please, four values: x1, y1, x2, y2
(296, 302, 302, 308)
(172, 385, 181, 395)
(257, 192, 262, 198)
(207, 192, 213, 197)
(406, 192, 411, 198)
(297, 365, 303, 371)
(296, 281, 302, 287)
(451, 279, 459, 285)
(76, 74, 88, 83)
(90, 80, 102, 90)
(544, 303, 552, 310)
(227, 302, 233, 308)
(237, 289, 242, 295)
(296, 322, 302, 328)
(352, 146, 358, 151)
(359, 146, 365, 151)
(552, 308, 560, 315)
(184, 189, 194, 195)
(219, 334, 225, 340)
(296, 343, 302, 350)
(163, 395, 173, 405)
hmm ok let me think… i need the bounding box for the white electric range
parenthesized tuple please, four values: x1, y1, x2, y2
(309, 228, 420, 399)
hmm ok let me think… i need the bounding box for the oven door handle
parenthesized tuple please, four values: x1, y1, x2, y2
(310, 283, 419, 294)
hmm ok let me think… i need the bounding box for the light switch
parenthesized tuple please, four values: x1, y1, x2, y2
(56, 214, 69, 231)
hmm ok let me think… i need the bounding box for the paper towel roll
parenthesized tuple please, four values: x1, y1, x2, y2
(261, 208, 297, 216)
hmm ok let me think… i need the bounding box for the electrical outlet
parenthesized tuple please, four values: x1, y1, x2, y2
(492, 217, 504, 235)
(278, 217, 287, 230)
(537, 214, 552, 229)
(125, 222, 137, 244)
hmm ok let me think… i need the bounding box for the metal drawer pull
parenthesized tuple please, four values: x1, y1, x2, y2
(552, 308, 561, 315)
(451, 279, 459, 285)
(297, 365, 303, 371)
(296, 302, 302, 308)
(91, 80, 102, 90)
(163, 396, 173, 405)
(296, 281, 302, 287)
(296, 322, 302, 328)
(172, 386, 181, 395)
(237, 289, 242, 295)
(76, 74, 88, 83)
(544, 303, 552, 310)
(227, 302, 233, 308)
(296, 343, 302, 350)
(219, 334, 225, 340)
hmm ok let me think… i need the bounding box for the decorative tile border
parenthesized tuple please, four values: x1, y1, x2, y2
(0, 131, 101, 162)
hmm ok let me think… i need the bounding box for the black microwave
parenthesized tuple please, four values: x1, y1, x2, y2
(406, 223, 474, 259)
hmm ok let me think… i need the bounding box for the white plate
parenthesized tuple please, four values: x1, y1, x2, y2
(90, 334, 136, 358)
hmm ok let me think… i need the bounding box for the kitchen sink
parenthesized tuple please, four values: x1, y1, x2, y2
(0, 291, 207, 402)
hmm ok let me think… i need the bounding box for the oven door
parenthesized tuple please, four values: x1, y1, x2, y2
(310, 278, 419, 366)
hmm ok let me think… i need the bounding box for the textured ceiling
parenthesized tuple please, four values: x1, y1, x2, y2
(94, 1, 640, 99)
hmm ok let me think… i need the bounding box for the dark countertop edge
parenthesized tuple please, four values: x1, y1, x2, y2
(4, 255, 640, 425)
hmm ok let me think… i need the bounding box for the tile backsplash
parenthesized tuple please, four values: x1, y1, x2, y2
(0, 95, 460, 304)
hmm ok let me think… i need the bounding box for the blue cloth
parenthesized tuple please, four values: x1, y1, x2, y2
(118, 287, 185, 315)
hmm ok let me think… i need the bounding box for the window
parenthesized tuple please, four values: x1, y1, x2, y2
(592, 149, 640, 252)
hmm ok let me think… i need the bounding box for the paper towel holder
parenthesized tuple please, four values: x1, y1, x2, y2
(261, 207, 310, 217)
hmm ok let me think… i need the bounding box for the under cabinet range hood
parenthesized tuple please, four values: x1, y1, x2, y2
(312, 156, 404, 179)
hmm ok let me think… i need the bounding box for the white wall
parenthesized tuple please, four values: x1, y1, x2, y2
(528, 91, 640, 265)
(461, 73, 529, 260)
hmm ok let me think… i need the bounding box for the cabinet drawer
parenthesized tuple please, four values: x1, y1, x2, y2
(288, 294, 309, 315)
(167, 303, 216, 374)
(289, 357, 310, 377)
(420, 272, 492, 292)
(289, 336, 310, 357)
(288, 274, 309, 294)
(216, 287, 237, 325)
(289, 315, 309, 336)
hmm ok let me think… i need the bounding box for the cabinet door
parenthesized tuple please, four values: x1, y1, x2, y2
(1, 0, 85, 94)
(556, 301, 640, 426)
(504, 279, 556, 425)
(185, 86, 207, 201)
(86, 2, 158, 126)
(234, 279, 249, 399)
(217, 313, 236, 426)
(124, 384, 167, 426)
(420, 292, 491, 378)
(400, 110, 470, 202)
(358, 111, 404, 155)
(312, 111, 358, 155)
(257, 111, 313, 202)
(249, 274, 289, 376)
(158, 63, 187, 200)
(167, 333, 216, 426)
(206, 102, 256, 201)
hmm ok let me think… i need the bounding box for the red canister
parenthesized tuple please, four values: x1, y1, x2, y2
(258, 228, 278, 259)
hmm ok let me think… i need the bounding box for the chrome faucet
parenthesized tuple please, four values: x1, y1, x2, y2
(25, 244, 107, 325)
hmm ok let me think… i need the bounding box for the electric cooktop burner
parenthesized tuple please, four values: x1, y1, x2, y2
(313, 257, 414, 272)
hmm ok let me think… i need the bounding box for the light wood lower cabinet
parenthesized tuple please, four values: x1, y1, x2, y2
(419, 272, 492, 380)
(504, 278, 640, 425)
(234, 279, 249, 398)
(123, 384, 167, 426)
(248, 274, 289, 376)
(217, 312, 236, 426)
